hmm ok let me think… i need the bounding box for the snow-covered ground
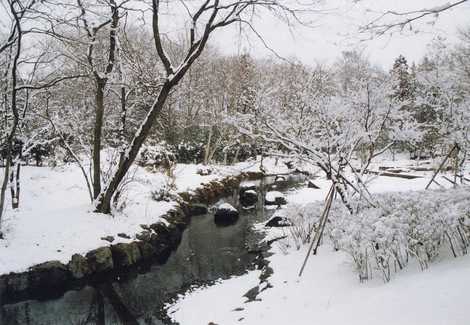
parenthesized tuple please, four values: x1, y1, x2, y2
(169, 157, 470, 325)
(2, 154, 468, 325)
(0, 157, 290, 275)
(170, 245, 470, 325)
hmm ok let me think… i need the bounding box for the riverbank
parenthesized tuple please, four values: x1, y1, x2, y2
(0, 158, 299, 304)
(168, 158, 470, 325)
(0, 160, 286, 276)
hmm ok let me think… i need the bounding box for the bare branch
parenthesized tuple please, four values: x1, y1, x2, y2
(361, 0, 469, 37)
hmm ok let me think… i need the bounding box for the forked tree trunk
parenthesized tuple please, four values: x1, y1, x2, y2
(96, 0, 227, 213)
(0, 3, 22, 231)
(95, 82, 173, 214)
(232, 146, 240, 164)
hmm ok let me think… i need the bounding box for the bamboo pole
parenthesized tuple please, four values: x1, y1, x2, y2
(425, 144, 458, 190)
(298, 184, 335, 277)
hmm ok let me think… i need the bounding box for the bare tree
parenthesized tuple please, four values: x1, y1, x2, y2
(0, 0, 86, 234)
(95, 0, 313, 213)
(0, 0, 36, 236)
(75, 0, 125, 199)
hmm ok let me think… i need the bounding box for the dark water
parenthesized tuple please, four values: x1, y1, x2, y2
(1, 175, 305, 325)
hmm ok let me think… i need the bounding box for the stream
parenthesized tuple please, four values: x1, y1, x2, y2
(1, 175, 306, 325)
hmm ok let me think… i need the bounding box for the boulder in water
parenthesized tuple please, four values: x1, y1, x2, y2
(186, 203, 208, 216)
(239, 182, 257, 193)
(214, 203, 239, 226)
(111, 242, 142, 268)
(86, 247, 114, 273)
(68, 254, 90, 279)
(265, 216, 292, 228)
(265, 191, 287, 206)
(29, 261, 70, 299)
(240, 189, 258, 207)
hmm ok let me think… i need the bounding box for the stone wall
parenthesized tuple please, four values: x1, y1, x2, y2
(0, 171, 264, 305)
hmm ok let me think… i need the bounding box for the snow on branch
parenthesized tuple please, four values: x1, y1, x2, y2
(360, 0, 469, 37)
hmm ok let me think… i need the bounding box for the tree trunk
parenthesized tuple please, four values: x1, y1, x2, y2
(95, 82, 172, 214)
(118, 85, 127, 166)
(92, 81, 105, 199)
(0, 4, 21, 230)
(0, 158, 11, 235)
(232, 146, 240, 164)
(10, 161, 20, 209)
(96, 0, 218, 214)
(204, 127, 213, 165)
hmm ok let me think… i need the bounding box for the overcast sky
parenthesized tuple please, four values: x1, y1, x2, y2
(2, 0, 468, 69)
(210, 0, 470, 68)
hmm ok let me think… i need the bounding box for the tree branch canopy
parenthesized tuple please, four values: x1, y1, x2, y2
(361, 0, 469, 37)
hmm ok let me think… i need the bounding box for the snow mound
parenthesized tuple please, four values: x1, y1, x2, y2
(217, 203, 237, 211)
(266, 191, 285, 201)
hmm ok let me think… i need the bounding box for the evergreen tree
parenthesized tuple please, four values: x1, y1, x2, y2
(236, 53, 257, 114)
(390, 55, 415, 102)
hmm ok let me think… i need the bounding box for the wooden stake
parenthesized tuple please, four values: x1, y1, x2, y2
(425, 144, 458, 190)
(299, 184, 335, 277)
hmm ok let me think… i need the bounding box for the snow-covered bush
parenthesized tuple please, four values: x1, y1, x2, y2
(137, 142, 176, 168)
(151, 182, 177, 202)
(173, 141, 205, 164)
(286, 187, 470, 282)
(137, 142, 177, 204)
(273, 205, 321, 250)
(220, 141, 258, 163)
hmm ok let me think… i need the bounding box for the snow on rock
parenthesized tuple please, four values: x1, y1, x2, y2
(265, 215, 292, 228)
(266, 191, 284, 200)
(240, 189, 258, 207)
(214, 203, 239, 226)
(265, 191, 287, 206)
(217, 203, 237, 212)
(239, 181, 257, 193)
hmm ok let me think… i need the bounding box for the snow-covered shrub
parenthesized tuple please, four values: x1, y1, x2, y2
(221, 141, 258, 163)
(332, 188, 470, 281)
(0, 138, 54, 167)
(275, 204, 322, 250)
(137, 142, 178, 204)
(196, 166, 213, 176)
(173, 141, 205, 164)
(285, 187, 470, 282)
(151, 183, 176, 202)
(137, 142, 176, 168)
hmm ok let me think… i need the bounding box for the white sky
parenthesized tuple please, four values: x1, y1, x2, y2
(1, 0, 468, 70)
(210, 0, 470, 68)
